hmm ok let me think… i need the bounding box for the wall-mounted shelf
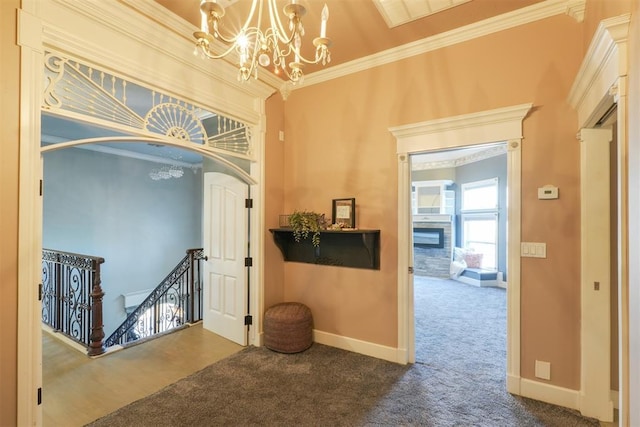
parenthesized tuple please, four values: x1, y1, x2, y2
(269, 229, 380, 270)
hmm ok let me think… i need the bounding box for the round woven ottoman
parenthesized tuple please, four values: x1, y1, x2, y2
(264, 302, 313, 353)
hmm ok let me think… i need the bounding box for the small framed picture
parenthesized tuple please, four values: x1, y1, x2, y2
(332, 198, 356, 228)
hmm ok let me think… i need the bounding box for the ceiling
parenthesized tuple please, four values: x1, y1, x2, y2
(42, 0, 546, 168)
(154, 0, 545, 76)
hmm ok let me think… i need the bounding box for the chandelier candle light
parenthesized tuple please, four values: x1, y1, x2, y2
(193, 0, 332, 84)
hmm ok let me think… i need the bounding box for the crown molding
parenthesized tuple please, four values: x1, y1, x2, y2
(122, 0, 585, 96)
(52, 0, 275, 105)
(567, 13, 631, 127)
(301, 0, 585, 88)
(412, 144, 507, 171)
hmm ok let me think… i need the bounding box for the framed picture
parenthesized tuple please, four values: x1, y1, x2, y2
(332, 198, 356, 228)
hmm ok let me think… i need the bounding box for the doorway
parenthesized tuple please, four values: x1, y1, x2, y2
(410, 144, 508, 380)
(33, 46, 265, 424)
(16, 1, 274, 423)
(391, 103, 531, 393)
(410, 144, 508, 287)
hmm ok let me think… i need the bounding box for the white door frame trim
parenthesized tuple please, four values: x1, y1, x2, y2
(567, 13, 631, 424)
(577, 128, 614, 421)
(391, 104, 532, 392)
(17, 1, 270, 423)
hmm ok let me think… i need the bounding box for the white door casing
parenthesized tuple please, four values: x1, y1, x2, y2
(203, 172, 249, 345)
(567, 13, 631, 424)
(18, 1, 269, 424)
(391, 103, 531, 388)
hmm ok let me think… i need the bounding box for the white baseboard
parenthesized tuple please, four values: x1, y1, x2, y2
(313, 329, 406, 364)
(518, 377, 617, 420)
(42, 324, 86, 354)
(507, 374, 521, 394)
(271, 331, 620, 414)
(610, 390, 619, 410)
(255, 327, 404, 363)
(520, 378, 580, 410)
(254, 331, 264, 347)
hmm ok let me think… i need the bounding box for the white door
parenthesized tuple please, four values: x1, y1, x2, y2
(202, 172, 248, 345)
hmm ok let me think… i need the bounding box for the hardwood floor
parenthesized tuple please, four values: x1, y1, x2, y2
(43, 323, 243, 427)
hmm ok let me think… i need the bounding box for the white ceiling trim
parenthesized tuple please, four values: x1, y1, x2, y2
(412, 144, 507, 171)
(373, 0, 472, 29)
(297, 0, 585, 89)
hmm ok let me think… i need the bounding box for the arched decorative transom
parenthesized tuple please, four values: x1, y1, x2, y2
(43, 51, 252, 159)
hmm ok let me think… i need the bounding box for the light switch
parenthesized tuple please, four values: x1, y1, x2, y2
(521, 242, 546, 258)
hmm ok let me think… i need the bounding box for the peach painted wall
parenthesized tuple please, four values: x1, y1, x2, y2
(0, 0, 20, 424)
(263, 93, 286, 312)
(282, 14, 586, 389)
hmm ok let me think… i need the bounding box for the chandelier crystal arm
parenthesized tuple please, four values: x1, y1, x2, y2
(193, 0, 332, 84)
(268, 0, 300, 46)
(195, 33, 238, 60)
(202, 0, 259, 45)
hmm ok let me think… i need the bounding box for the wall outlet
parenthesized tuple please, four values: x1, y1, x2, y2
(535, 360, 551, 380)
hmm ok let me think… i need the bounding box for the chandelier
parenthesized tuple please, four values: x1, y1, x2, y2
(193, 0, 332, 84)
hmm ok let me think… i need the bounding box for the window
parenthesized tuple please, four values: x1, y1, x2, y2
(461, 178, 498, 211)
(461, 178, 499, 270)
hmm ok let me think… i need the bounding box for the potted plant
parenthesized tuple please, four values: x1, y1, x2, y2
(288, 210, 326, 247)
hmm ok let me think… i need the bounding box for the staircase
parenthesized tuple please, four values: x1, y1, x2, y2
(41, 248, 105, 355)
(104, 248, 206, 348)
(42, 248, 206, 356)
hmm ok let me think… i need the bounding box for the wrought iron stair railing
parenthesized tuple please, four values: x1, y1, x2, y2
(41, 249, 106, 356)
(104, 248, 206, 349)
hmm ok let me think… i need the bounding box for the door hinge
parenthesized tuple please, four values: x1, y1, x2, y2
(39, 180, 43, 196)
(37, 387, 42, 405)
(244, 315, 253, 326)
(408, 266, 414, 274)
(245, 198, 253, 209)
(38, 284, 42, 301)
(245, 257, 253, 267)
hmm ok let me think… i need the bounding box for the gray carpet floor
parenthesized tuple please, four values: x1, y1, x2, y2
(88, 276, 600, 426)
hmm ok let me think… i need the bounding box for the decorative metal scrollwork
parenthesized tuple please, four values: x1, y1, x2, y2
(43, 51, 253, 158)
(41, 249, 104, 348)
(144, 103, 206, 145)
(207, 117, 252, 155)
(104, 248, 206, 348)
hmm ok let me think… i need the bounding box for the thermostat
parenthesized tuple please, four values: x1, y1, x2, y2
(538, 185, 559, 200)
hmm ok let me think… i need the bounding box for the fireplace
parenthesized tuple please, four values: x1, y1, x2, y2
(413, 220, 452, 278)
(413, 227, 444, 248)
